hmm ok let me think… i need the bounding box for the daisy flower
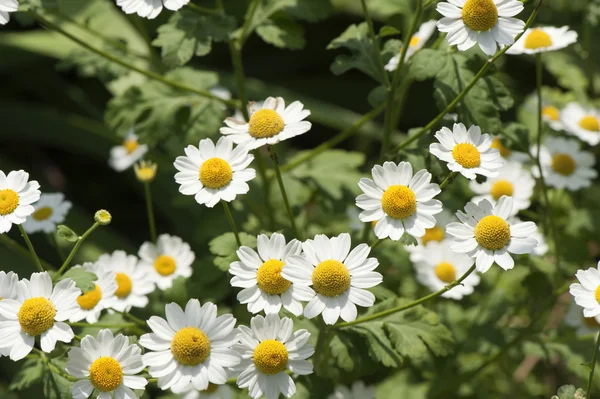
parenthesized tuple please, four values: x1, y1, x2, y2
(385, 20, 437, 70)
(0, 0, 17, 25)
(174, 137, 255, 208)
(413, 240, 480, 300)
(229, 233, 312, 316)
(66, 329, 147, 399)
(436, 0, 525, 56)
(0, 271, 81, 360)
(570, 262, 600, 318)
(116, 0, 189, 19)
(328, 381, 376, 399)
(407, 210, 456, 263)
(564, 301, 600, 337)
(356, 161, 443, 241)
(234, 313, 313, 399)
(533, 137, 597, 191)
(560, 102, 600, 145)
(0, 270, 18, 357)
(108, 129, 148, 172)
(22, 192, 72, 234)
(281, 233, 382, 325)
(219, 97, 311, 150)
(70, 262, 117, 324)
(96, 250, 155, 312)
(138, 234, 195, 290)
(140, 299, 240, 393)
(489, 136, 529, 162)
(179, 381, 235, 399)
(507, 26, 578, 55)
(430, 123, 503, 180)
(446, 196, 538, 273)
(0, 169, 41, 234)
(542, 104, 563, 131)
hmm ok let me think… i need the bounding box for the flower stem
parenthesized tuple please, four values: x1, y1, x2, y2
(17, 225, 44, 272)
(359, 0, 391, 89)
(143, 182, 157, 243)
(269, 145, 301, 239)
(222, 201, 242, 247)
(114, 310, 147, 328)
(587, 332, 600, 398)
(439, 172, 458, 190)
(54, 222, 100, 280)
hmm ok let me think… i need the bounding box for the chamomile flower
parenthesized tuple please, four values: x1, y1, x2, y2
(0, 272, 80, 360)
(220, 97, 311, 150)
(429, 123, 503, 180)
(328, 381, 376, 399)
(97, 250, 155, 312)
(0, 0, 17, 25)
(542, 105, 563, 131)
(281, 233, 382, 325)
(180, 382, 235, 399)
(507, 26, 578, 55)
(234, 313, 314, 399)
(0, 271, 18, 357)
(385, 20, 437, 70)
(229, 233, 311, 316)
(407, 209, 456, 263)
(564, 301, 600, 337)
(0, 170, 41, 234)
(22, 193, 72, 234)
(570, 262, 600, 318)
(174, 137, 255, 208)
(116, 0, 189, 19)
(140, 299, 240, 393)
(138, 234, 195, 290)
(436, 0, 525, 56)
(356, 162, 443, 241)
(109, 130, 148, 172)
(66, 329, 147, 399)
(533, 137, 597, 191)
(561, 103, 600, 146)
(489, 136, 529, 162)
(70, 262, 117, 324)
(446, 197, 538, 273)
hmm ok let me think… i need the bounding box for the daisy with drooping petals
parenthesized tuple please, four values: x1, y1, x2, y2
(507, 26, 578, 55)
(385, 20, 437, 70)
(22, 193, 72, 234)
(560, 102, 600, 145)
(138, 234, 195, 290)
(174, 137, 255, 208)
(564, 301, 600, 337)
(570, 262, 600, 318)
(328, 381, 376, 399)
(140, 299, 240, 393)
(116, 0, 189, 19)
(0, 270, 18, 357)
(0, 0, 18, 25)
(356, 162, 443, 241)
(220, 97, 311, 150)
(446, 196, 538, 273)
(0, 170, 41, 234)
(70, 262, 117, 324)
(180, 381, 235, 399)
(436, 0, 525, 56)
(109, 129, 148, 172)
(234, 313, 314, 399)
(0, 272, 81, 360)
(430, 123, 503, 180)
(281, 233, 382, 325)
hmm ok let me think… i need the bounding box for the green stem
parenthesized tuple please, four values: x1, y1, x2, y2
(229, 41, 250, 121)
(239, 0, 261, 46)
(588, 333, 600, 398)
(370, 239, 381, 249)
(54, 222, 100, 280)
(269, 146, 301, 239)
(36, 349, 78, 382)
(254, 152, 276, 230)
(186, 2, 221, 15)
(143, 182, 157, 243)
(439, 172, 458, 190)
(0, 234, 54, 270)
(359, 0, 391, 89)
(17, 225, 44, 272)
(313, 324, 331, 376)
(222, 201, 242, 247)
(116, 310, 147, 328)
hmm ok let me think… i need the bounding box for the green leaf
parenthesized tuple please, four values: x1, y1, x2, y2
(60, 267, 98, 292)
(553, 385, 587, 399)
(256, 16, 306, 50)
(237, 0, 296, 41)
(42, 364, 72, 399)
(376, 371, 429, 399)
(543, 52, 589, 93)
(286, 0, 334, 22)
(9, 358, 44, 390)
(56, 225, 79, 242)
(209, 232, 257, 272)
(565, 208, 594, 237)
(57, 44, 130, 82)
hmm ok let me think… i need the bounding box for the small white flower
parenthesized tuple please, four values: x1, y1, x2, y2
(385, 20, 437, 70)
(570, 262, 600, 318)
(564, 301, 600, 337)
(542, 104, 564, 131)
(489, 136, 530, 162)
(328, 381, 376, 399)
(234, 313, 313, 399)
(0, 0, 18, 25)
(22, 193, 72, 234)
(138, 234, 195, 290)
(109, 130, 148, 171)
(0, 270, 18, 357)
(66, 329, 147, 399)
(407, 209, 456, 263)
(116, 0, 189, 19)
(560, 102, 600, 145)
(0, 170, 41, 234)
(282, 233, 382, 325)
(179, 383, 235, 399)
(507, 26, 578, 55)
(220, 97, 311, 150)
(429, 123, 503, 180)
(446, 196, 538, 273)
(0, 272, 81, 360)
(174, 137, 256, 208)
(69, 262, 117, 324)
(140, 299, 240, 393)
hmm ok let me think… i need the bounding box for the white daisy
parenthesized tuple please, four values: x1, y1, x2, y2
(328, 381, 376, 399)
(234, 313, 313, 399)
(507, 26, 578, 55)
(116, 0, 189, 19)
(0, 270, 18, 357)
(281, 233, 382, 325)
(533, 137, 597, 191)
(385, 20, 437, 70)
(229, 233, 312, 316)
(138, 234, 195, 290)
(70, 262, 118, 324)
(489, 136, 530, 162)
(140, 299, 240, 393)
(0, 0, 18, 25)
(0, 170, 41, 234)
(570, 262, 600, 318)
(541, 104, 564, 131)
(560, 102, 600, 145)
(22, 192, 72, 234)
(430, 123, 503, 180)
(96, 250, 155, 312)
(174, 137, 255, 208)
(356, 161, 443, 241)
(108, 129, 148, 172)
(446, 196, 538, 273)
(179, 381, 234, 399)
(564, 301, 600, 337)
(413, 240, 480, 300)
(436, 0, 525, 56)
(219, 97, 311, 150)
(66, 329, 147, 399)
(0, 271, 80, 360)
(407, 209, 456, 263)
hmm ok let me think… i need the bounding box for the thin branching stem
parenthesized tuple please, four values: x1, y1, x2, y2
(17, 225, 44, 272)
(222, 201, 242, 247)
(269, 145, 301, 239)
(54, 222, 100, 280)
(144, 182, 157, 243)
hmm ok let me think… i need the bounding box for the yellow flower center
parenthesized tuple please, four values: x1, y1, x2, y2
(551, 153, 576, 176)
(77, 285, 102, 310)
(253, 339, 288, 375)
(461, 0, 498, 32)
(490, 179, 514, 201)
(409, 36, 420, 47)
(136, 167, 155, 181)
(381, 185, 417, 220)
(579, 115, 600, 132)
(595, 286, 600, 304)
(123, 139, 139, 154)
(474, 215, 511, 250)
(199, 158, 233, 189)
(256, 259, 291, 295)
(0, 189, 19, 216)
(584, 316, 600, 328)
(114, 273, 132, 299)
(491, 137, 512, 158)
(32, 206, 54, 221)
(170, 327, 211, 366)
(524, 29, 553, 49)
(421, 226, 445, 245)
(452, 143, 481, 168)
(248, 109, 285, 139)
(18, 297, 56, 336)
(434, 262, 457, 283)
(542, 105, 560, 121)
(312, 260, 351, 297)
(89, 357, 123, 392)
(154, 255, 177, 276)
